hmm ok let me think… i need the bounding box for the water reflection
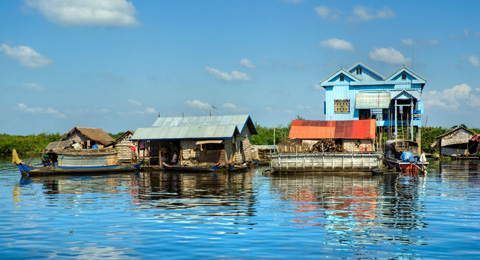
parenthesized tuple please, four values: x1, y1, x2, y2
(269, 173, 428, 246)
(134, 171, 257, 218)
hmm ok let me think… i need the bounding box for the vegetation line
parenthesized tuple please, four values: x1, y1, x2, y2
(1, 124, 478, 156)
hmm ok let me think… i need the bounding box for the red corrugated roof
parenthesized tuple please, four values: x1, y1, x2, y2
(289, 119, 376, 140)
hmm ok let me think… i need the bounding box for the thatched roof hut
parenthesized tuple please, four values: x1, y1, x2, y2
(60, 127, 115, 148)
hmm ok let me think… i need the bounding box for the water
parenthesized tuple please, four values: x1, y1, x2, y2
(1, 157, 479, 259)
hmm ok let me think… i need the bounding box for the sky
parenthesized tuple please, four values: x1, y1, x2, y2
(1, 0, 479, 136)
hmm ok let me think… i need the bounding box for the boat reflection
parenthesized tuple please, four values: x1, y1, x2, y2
(269, 173, 428, 245)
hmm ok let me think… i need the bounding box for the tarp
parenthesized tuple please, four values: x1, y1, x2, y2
(289, 119, 376, 140)
(196, 140, 224, 145)
(12, 149, 22, 165)
(355, 92, 391, 109)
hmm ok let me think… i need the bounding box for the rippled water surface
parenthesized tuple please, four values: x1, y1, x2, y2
(1, 158, 479, 259)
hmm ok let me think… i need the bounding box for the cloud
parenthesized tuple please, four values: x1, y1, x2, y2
(145, 108, 156, 114)
(402, 39, 439, 46)
(349, 5, 395, 22)
(205, 66, 251, 81)
(22, 82, 45, 91)
(222, 102, 247, 111)
(239, 58, 256, 69)
(187, 99, 211, 109)
(319, 38, 354, 51)
(128, 99, 142, 106)
(423, 83, 480, 110)
(314, 6, 339, 20)
(466, 55, 479, 67)
(17, 103, 65, 118)
(369, 47, 411, 65)
(24, 0, 139, 27)
(0, 44, 52, 67)
(297, 105, 311, 109)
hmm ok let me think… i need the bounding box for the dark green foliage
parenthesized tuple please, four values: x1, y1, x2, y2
(0, 132, 62, 155)
(109, 132, 124, 140)
(421, 127, 447, 154)
(251, 123, 289, 145)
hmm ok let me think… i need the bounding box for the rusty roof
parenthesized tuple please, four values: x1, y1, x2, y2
(289, 119, 376, 140)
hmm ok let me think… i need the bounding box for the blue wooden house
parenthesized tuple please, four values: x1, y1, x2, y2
(319, 63, 426, 141)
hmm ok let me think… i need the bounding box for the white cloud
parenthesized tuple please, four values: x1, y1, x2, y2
(466, 55, 479, 67)
(187, 99, 211, 109)
(369, 47, 411, 65)
(349, 5, 395, 22)
(205, 66, 251, 81)
(222, 102, 247, 111)
(128, 99, 142, 106)
(314, 6, 339, 20)
(239, 58, 256, 69)
(100, 108, 109, 113)
(22, 82, 45, 91)
(222, 103, 237, 110)
(17, 103, 65, 118)
(145, 108, 156, 114)
(402, 39, 439, 46)
(423, 83, 480, 110)
(0, 44, 52, 67)
(283, 0, 303, 3)
(319, 38, 354, 51)
(297, 105, 311, 109)
(24, 0, 139, 27)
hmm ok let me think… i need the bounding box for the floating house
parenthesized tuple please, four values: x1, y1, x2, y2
(131, 115, 258, 167)
(286, 119, 377, 153)
(58, 127, 115, 149)
(108, 130, 139, 163)
(319, 63, 426, 143)
(431, 127, 479, 158)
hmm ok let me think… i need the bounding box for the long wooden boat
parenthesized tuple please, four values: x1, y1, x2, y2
(12, 149, 142, 177)
(270, 152, 382, 174)
(162, 162, 220, 172)
(384, 140, 428, 173)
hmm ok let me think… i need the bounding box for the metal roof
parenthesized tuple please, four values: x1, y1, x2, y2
(289, 119, 376, 140)
(131, 115, 257, 141)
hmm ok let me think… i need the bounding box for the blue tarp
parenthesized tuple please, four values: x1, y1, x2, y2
(400, 151, 414, 162)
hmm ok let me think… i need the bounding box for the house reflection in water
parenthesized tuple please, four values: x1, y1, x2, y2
(269, 173, 428, 245)
(134, 171, 257, 219)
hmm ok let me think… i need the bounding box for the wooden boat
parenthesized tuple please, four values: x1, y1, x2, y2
(226, 164, 249, 172)
(12, 149, 142, 177)
(162, 162, 220, 172)
(384, 140, 428, 173)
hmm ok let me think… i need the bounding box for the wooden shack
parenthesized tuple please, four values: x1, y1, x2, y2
(131, 115, 258, 167)
(431, 127, 479, 158)
(108, 130, 140, 163)
(60, 127, 115, 148)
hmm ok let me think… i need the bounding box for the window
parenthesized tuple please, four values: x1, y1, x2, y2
(340, 75, 344, 81)
(334, 99, 350, 113)
(356, 67, 362, 74)
(401, 73, 407, 80)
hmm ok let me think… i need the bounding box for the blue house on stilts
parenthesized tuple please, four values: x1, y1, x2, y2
(319, 63, 426, 147)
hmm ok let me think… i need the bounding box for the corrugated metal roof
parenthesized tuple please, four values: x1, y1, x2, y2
(355, 92, 391, 109)
(131, 115, 257, 141)
(289, 119, 376, 140)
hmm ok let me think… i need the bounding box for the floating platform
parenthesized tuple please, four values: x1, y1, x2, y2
(270, 152, 382, 173)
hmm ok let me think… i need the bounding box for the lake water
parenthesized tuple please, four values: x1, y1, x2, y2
(1, 157, 479, 259)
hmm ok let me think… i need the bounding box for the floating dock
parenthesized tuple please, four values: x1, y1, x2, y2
(270, 152, 382, 173)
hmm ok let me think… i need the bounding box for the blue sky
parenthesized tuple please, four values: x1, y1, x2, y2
(1, 0, 479, 135)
